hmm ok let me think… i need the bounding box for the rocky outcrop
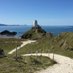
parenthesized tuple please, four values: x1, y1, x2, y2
(55, 32, 73, 51)
(21, 20, 53, 39)
(0, 30, 17, 36)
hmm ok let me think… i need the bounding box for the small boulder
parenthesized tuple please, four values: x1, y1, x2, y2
(0, 49, 5, 58)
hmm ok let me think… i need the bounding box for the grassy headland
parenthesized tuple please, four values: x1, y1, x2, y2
(17, 32, 73, 58)
(0, 22, 73, 73)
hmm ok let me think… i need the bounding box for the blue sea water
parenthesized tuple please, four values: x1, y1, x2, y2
(0, 25, 73, 37)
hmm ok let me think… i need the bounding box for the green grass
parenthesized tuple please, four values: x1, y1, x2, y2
(0, 56, 55, 73)
(1, 33, 73, 73)
(0, 38, 56, 73)
(16, 37, 52, 55)
(0, 38, 22, 54)
(16, 36, 73, 58)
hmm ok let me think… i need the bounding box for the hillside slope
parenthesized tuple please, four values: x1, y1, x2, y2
(21, 20, 53, 39)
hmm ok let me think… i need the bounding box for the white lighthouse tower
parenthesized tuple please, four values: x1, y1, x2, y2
(33, 20, 38, 27)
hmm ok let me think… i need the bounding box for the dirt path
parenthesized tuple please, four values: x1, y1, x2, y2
(8, 40, 36, 54)
(22, 53, 73, 73)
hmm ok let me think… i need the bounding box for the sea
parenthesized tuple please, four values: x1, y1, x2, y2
(0, 25, 73, 37)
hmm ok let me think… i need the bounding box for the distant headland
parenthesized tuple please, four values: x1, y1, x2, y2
(0, 24, 7, 26)
(0, 24, 27, 26)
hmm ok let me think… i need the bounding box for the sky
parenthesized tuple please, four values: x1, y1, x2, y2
(0, 0, 73, 26)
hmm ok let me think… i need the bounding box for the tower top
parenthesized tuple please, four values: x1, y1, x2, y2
(33, 20, 38, 27)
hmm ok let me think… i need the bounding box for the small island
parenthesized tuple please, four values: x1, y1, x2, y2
(0, 30, 17, 36)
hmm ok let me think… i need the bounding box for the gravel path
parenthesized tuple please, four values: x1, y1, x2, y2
(8, 40, 36, 54)
(8, 40, 73, 73)
(22, 53, 73, 73)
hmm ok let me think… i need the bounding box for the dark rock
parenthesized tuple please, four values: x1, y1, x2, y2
(0, 49, 5, 58)
(0, 30, 17, 36)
